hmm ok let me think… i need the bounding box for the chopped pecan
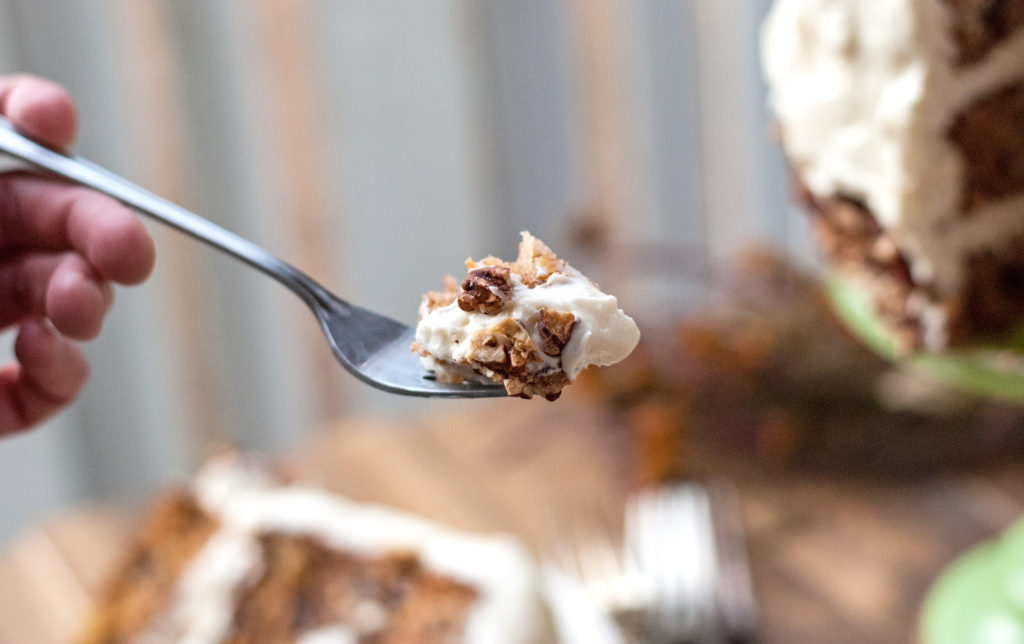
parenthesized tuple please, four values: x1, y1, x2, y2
(504, 370, 570, 401)
(459, 266, 513, 314)
(471, 318, 538, 368)
(537, 308, 576, 356)
(512, 232, 565, 287)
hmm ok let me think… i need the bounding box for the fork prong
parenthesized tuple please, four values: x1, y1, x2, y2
(657, 488, 690, 635)
(577, 535, 621, 609)
(707, 480, 759, 643)
(541, 496, 657, 644)
(686, 485, 720, 639)
(627, 482, 722, 643)
(627, 490, 670, 633)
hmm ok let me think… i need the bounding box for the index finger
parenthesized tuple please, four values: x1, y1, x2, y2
(0, 74, 78, 150)
(0, 175, 156, 285)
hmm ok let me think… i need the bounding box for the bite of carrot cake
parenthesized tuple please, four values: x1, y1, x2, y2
(413, 232, 640, 400)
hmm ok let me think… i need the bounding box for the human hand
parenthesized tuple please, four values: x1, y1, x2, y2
(0, 75, 155, 436)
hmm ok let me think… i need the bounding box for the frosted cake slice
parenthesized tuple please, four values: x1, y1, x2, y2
(413, 232, 640, 400)
(762, 0, 1024, 350)
(77, 453, 554, 644)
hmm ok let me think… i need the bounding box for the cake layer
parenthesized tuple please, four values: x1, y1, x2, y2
(805, 184, 1024, 347)
(79, 493, 218, 642)
(228, 535, 478, 643)
(945, 0, 1024, 65)
(799, 190, 922, 346)
(950, 81, 1024, 211)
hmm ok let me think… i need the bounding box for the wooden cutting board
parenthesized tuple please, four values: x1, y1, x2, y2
(2, 396, 1023, 643)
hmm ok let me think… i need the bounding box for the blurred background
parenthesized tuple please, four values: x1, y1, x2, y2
(6, 3, 1024, 642)
(0, 0, 804, 541)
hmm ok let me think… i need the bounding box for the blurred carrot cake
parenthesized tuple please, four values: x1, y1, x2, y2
(78, 454, 553, 644)
(413, 231, 640, 400)
(763, 0, 1024, 350)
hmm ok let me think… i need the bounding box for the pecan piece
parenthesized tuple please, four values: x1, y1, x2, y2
(473, 317, 538, 368)
(459, 266, 513, 314)
(537, 308, 576, 356)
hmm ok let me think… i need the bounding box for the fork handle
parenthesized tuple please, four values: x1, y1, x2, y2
(0, 115, 332, 311)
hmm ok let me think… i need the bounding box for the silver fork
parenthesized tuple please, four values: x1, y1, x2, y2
(550, 483, 758, 643)
(0, 115, 504, 398)
(626, 482, 758, 644)
(546, 499, 654, 643)
(627, 483, 718, 642)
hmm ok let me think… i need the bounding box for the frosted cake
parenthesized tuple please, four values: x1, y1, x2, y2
(763, 0, 1024, 350)
(413, 231, 640, 400)
(77, 454, 553, 644)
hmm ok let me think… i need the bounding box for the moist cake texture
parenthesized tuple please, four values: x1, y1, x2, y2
(413, 231, 640, 400)
(763, 0, 1024, 349)
(78, 455, 552, 644)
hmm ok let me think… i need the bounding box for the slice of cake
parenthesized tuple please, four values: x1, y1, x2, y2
(77, 454, 553, 644)
(412, 231, 640, 400)
(762, 0, 1024, 350)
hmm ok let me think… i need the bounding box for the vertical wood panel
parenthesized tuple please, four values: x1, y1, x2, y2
(749, 0, 816, 265)
(632, 0, 706, 248)
(249, 0, 347, 425)
(0, 417, 84, 540)
(312, 0, 498, 415)
(162, 1, 333, 450)
(564, 0, 637, 275)
(161, 0, 277, 451)
(0, 2, 18, 65)
(691, 1, 782, 262)
(477, 0, 576, 246)
(111, 0, 226, 466)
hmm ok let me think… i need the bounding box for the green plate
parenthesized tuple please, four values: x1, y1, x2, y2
(920, 519, 1024, 644)
(826, 274, 1024, 406)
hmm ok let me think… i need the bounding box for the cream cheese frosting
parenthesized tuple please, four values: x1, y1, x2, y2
(762, 0, 1024, 298)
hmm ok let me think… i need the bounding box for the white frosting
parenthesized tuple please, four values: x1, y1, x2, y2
(295, 626, 357, 644)
(137, 530, 262, 644)
(137, 456, 551, 644)
(763, 0, 1024, 297)
(416, 265, 640, 382)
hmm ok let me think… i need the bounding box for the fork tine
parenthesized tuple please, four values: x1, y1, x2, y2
(540, 496, 657, 644)
(552, 483, 757, 644)
(627, 490, 670, 634)
(541, 536, 631, 644)
(677, 485, 712, 638)
(687, 485, 720, 639)
(571, 500, 643, 612)
(627, 483, 722, 643)
(707, 481, 758, 644)
(578, 534, 620, 608)
(659, 488, 692, 636)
